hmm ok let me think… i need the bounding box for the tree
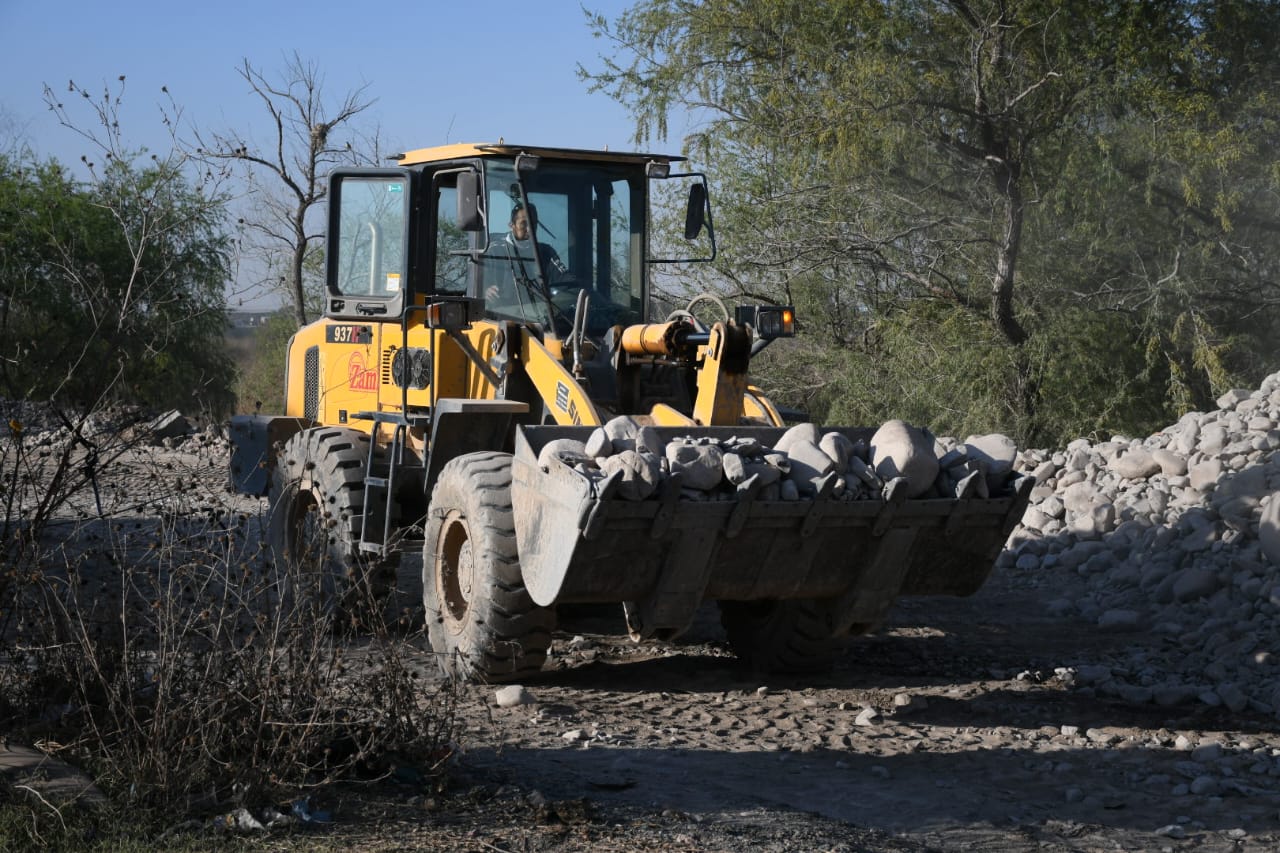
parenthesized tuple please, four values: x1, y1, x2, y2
(584, 0, 1280, 443)
(193, 54, 378, 327)
(0, 78, 234, 413)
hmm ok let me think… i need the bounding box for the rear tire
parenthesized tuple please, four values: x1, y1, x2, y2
(268, 428, 391, 628)
(719, 599, 841, 673)
(423, 451, 554, 682)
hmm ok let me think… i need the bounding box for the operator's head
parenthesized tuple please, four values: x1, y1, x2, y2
(510, 203, 537, 241)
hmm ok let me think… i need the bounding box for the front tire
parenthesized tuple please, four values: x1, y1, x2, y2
(719, 599, 841, 673)
(422, 452, 554, 682)
(268, 428, 391, 627)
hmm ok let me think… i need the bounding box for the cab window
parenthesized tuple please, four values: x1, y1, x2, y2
(434, 182, 469, 294)
(331, 176, 409, 298)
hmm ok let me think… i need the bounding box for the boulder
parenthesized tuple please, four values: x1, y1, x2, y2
(599, 450, 663, 501)
(1109, 448, 1161, 481)
(819, 431, 855, 472)
(965, 433, 1018, 491)
(870, 420, 938, 499)
(584, 427, 613, 459)
(774, 422, 821, 455)
(1151, 448, 1187, 477)
(1260, 494, 1280, 566)
(1216, 388, 1253, 410)
(665, 442, 724, 491)
(1199, 424, 1228, 456)
(603, 415, 641, 451)
(147, 409, 192, 443)
(538, 438, 590, 471)
(784, 438, 837, 492)
(1188, 458, 1223, 492)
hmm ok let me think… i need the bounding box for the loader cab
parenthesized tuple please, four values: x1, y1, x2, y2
(324, 145, 715, 338)
(465, 155, 647, 338)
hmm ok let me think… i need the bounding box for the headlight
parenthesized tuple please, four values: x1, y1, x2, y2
(735, 304, 796, 340)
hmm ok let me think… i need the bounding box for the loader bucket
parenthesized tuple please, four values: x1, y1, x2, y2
(510, 425, 1032, 641)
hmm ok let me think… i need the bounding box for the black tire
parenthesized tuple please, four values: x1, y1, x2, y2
(422, 451, 554, 682)
(718, 599, 842, 673)
(268, 427, 392, 627)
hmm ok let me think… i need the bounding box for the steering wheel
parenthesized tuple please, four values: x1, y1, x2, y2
(666, 292, 731, 333)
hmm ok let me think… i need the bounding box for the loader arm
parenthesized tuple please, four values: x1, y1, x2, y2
(520, 333, 603, 427)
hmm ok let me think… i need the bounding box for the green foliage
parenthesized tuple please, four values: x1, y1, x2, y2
(230, 311, 297, 414)
(587, 0, 1280, 444)
(0, 153, 235, 414)
(754, 302, 1019, 437)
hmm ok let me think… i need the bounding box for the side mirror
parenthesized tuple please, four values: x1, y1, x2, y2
(456, 171, 482, 232)
(684, 182, 707, 240)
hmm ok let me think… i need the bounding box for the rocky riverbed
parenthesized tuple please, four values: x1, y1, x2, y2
(8, 378, 1280, 850)
(408, 373, 1280, 852)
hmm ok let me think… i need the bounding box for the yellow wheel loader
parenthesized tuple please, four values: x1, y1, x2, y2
(229, 143, 1031, 682)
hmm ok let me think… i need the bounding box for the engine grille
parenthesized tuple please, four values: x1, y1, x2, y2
(304, 345, 319, 421)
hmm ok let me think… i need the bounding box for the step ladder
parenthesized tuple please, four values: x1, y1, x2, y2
(351, 410, 430, 557)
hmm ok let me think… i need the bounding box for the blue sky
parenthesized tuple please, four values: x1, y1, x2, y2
(0, 0, 663, 162)
(0, 0, 685, 307)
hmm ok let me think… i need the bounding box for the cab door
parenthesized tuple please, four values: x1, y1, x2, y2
(325, 169, 414, 321)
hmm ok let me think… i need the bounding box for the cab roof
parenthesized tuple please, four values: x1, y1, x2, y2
(394, 142, 687, 168)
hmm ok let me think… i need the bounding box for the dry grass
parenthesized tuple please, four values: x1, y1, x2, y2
(0, 405, 453, 844)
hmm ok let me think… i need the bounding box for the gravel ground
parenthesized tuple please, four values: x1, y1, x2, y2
(8, 402, 1280, 851)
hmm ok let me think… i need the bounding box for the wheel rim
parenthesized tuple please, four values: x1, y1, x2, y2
(437, 512, 475, 633)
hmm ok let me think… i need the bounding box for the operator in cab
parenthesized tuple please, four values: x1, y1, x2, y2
(485, 202, 568, 302)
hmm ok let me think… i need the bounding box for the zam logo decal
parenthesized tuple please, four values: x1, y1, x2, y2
(346, 352, 378, 393)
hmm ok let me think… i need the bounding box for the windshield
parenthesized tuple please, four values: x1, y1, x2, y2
(477, 159, 644, 337)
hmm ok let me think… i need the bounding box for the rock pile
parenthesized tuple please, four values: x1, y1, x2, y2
(0, 400, 225, 452)
(536, 417, 1023, 504)
(1002, 372, 1280, 716)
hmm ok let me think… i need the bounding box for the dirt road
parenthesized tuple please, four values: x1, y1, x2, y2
(396, 567, 1280, 852)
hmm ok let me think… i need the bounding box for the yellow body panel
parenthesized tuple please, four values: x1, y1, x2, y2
(284, 318, 385, 434)
(520, 334, 602, 427)
(395, 142, 685, 169)
(692, 325, 751, 426)
(283, 315, 780, 444)
(743, 386, 784, 426)
(646, 404, 697, 426)
(284, 318, 509, 440)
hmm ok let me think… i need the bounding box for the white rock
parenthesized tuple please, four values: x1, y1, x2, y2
(599, 450, 662, 501)
(584, 428, 613, 459)
(666, 442, 724, 491)
(870, 420, 939, 499)
(854, 707, 882, 726)
(1152, 448, 1188, 477)
(1260, 493, 1280, 565)
(819, 431, 855, 471)
(774, 422, 821, 454)
(1189, 458, 1223, 492)
(538, 438, 590, 470)
(603, 415, 641, 447)
(495, 685, 533, 708)
(964, 433, 1018, 488)
(1217, 388, 1253, 410)
(722, 452, 749, 485)
(785, 438, 837, 492)
(1199, 425, 1228, 456)
(1110, 448, 1161, 481)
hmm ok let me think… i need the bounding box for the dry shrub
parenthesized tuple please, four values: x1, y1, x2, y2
(0, 408, 452, 822)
